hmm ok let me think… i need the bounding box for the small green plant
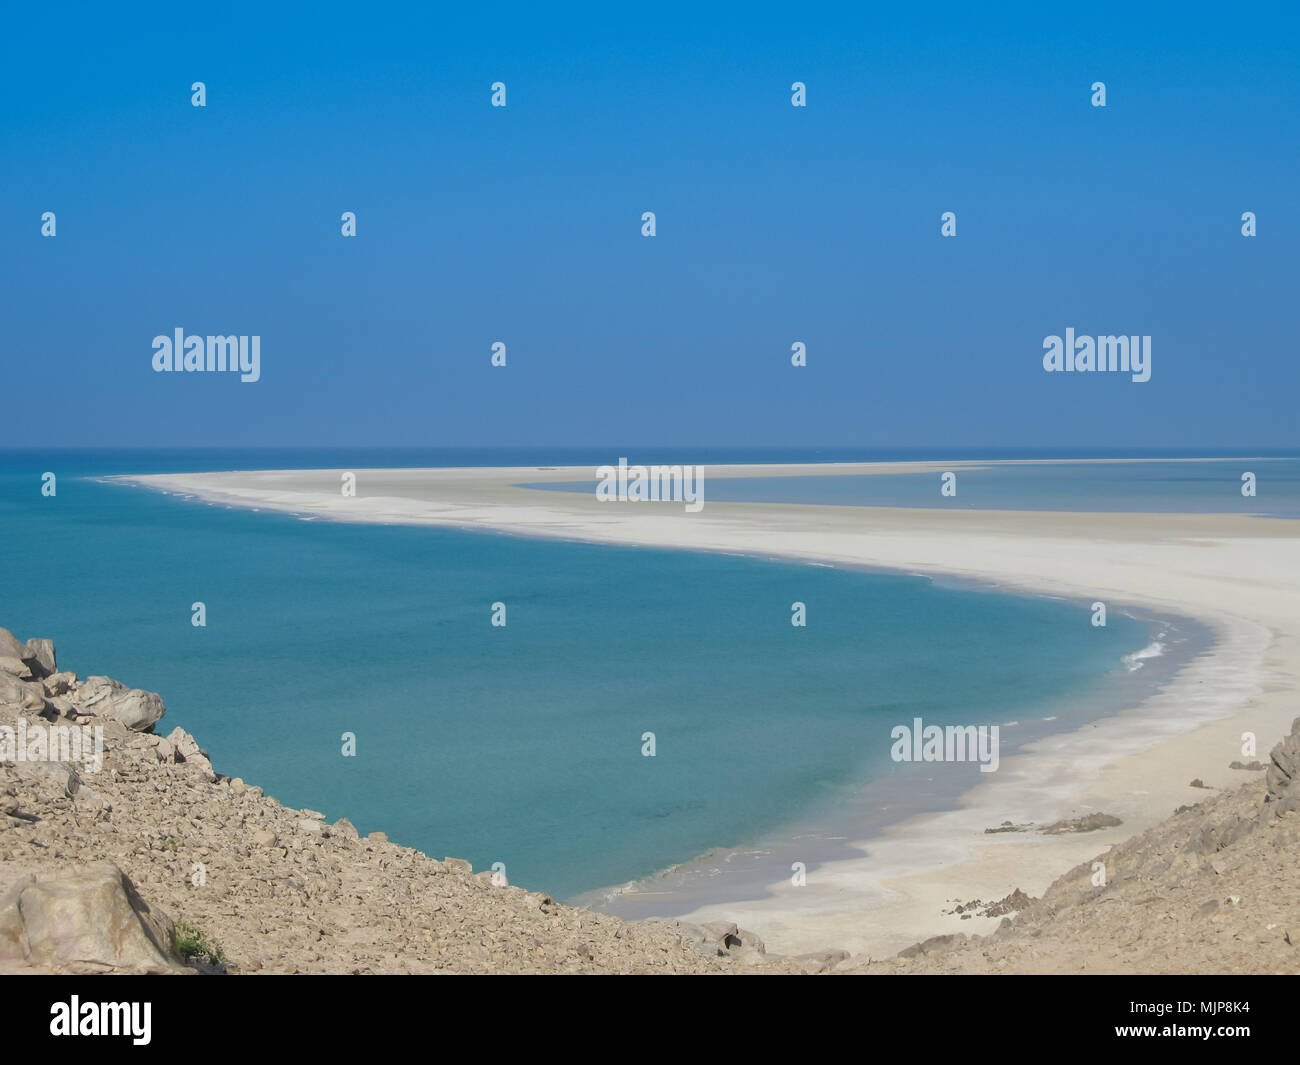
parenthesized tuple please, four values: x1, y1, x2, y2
(174, 920, 226, 965)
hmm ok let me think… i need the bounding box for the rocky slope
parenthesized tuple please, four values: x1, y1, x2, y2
(3, 625, 1297, 975)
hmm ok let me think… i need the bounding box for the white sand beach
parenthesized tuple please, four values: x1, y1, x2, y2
(117, 462, 1300, 958)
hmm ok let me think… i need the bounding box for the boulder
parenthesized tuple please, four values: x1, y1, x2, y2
(698, 921, 766, 955)
(0, 861, 188, 974)
(699, 920, 739, 945)
(0, 672, 50, 714)
(0, 657, 33, 680)
(45, 695, 75, 718)
(42, 672, 76, 697)
(110, 689, 165, 733)
(167, 727, 203, 759)
(70, 675, 125, 715)
(165, 727, 214, 780)
(0, 628, 28, 661)
(331, 817, 360, 840)
(68, 677, 165, 732)
(23, 639, 56, 677)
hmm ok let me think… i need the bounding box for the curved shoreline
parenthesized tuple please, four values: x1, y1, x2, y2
(105, 463, 1300, 956)
(632, 609, 1270, 956)
(580, 599, 1212, 917)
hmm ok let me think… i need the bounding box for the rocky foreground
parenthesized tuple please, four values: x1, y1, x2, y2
(2, 626, 1297, 975)
(0, 628, 828, 974)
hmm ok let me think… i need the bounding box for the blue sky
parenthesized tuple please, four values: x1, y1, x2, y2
(2, 1, 1296, 449)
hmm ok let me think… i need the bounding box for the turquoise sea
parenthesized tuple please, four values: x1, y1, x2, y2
(0, 448, 1246, 901)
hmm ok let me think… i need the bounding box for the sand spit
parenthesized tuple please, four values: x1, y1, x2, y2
(113, 463, 1300, 956)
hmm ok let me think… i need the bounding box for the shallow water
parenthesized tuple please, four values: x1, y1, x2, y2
(527, 457, 1300, 516)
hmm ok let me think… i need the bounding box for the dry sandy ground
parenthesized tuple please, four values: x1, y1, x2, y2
(117, 461, 1300, 958)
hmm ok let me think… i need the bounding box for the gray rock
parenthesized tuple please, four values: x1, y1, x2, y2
(331, 817, 360, 840)
(70, 675, 126, 716)
(0, 672, 50, 714)
(45, 695, 75, 718)
(165, 727, 213, 779)
(0, 628, 28, 661)
(699, 920, 739, 945)
(109, 689, 165, 733)
(166, 726, 203, 759)
(0, 657, 33, 679)
(697, 921, 765, 954)
(23, 639, 56, 677)
(0, 861, 187, 974)
(42, 672, 76, 697)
